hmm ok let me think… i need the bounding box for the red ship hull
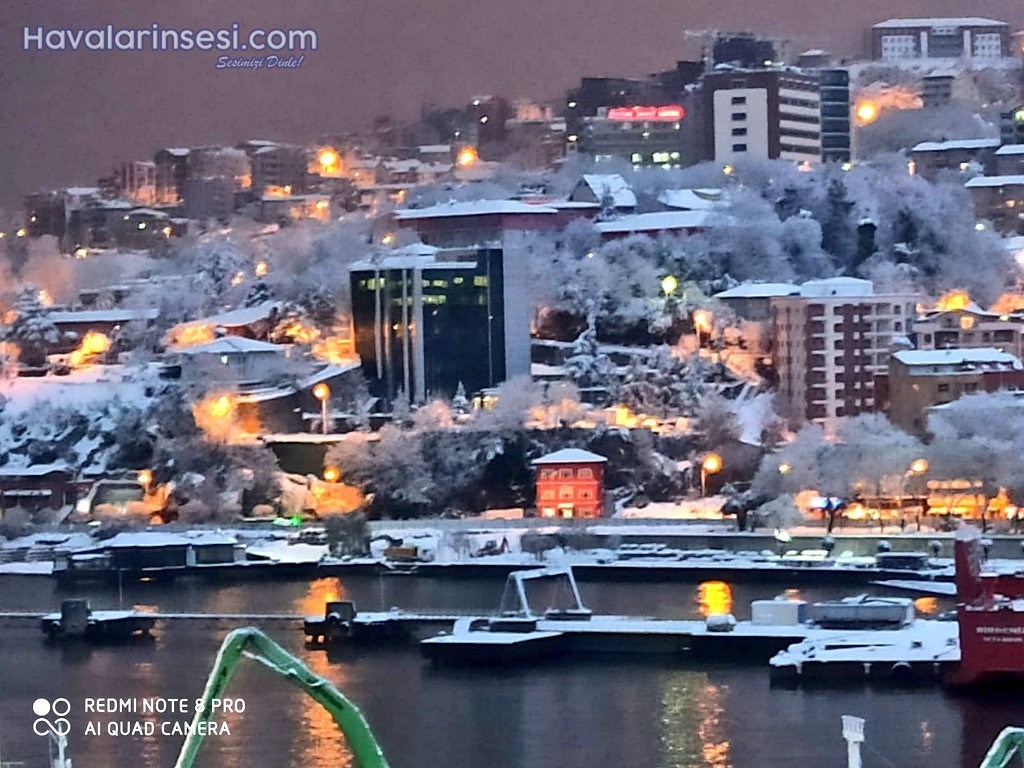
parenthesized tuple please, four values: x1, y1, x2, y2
(952, 528, 1024, 686)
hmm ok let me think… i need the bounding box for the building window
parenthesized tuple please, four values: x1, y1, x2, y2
(731, 112, 747, 121)
(540, 469, 556, 480)
(558, 468, 573, 480)
(578, 468, 593, 480)
(453, 276, 464, 285)
(731, 127, 747, 136)
(541, 490, 555, 501)
(578, 489, 594, 501)
(960, 316, 975, 330)
(937, 383, 950, 393)
(732, 143, 747, 152)
(559, 486, 574, 500)
(473, 276, 488, 287)
(730, 95, 747, 105)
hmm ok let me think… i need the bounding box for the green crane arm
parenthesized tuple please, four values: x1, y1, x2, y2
(173, 626, 390, 768)
(979, 727, 1024, 768)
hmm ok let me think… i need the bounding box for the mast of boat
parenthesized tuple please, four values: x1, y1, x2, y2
(841, 715, 864, 768)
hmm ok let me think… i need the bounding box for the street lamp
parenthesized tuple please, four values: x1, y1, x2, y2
(136, 469, 153, 492)
(902, 458, 929, 531)
(701, 453, 722, 496)
(313, 383, 331, 435)
(661, 274, 678, 297)
(778, 462, 792, 475)
(323, 466, 340, 483)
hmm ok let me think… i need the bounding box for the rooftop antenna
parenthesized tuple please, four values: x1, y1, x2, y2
(842, 715, 865, 768)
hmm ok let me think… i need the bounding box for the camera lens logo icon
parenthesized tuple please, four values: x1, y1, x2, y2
(32, 698, 71, 737)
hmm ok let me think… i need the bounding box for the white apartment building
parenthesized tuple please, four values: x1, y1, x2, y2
(771, 277, 921, 423)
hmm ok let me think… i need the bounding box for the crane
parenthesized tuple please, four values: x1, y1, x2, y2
(979, 727, 1024, 768)
(173, 627, 390, 768)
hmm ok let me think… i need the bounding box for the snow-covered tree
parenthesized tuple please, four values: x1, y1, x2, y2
(564, 322, 614, 390)
(6, 286, 59, 366)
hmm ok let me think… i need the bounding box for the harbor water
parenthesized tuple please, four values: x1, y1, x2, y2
(0, 573, 1020, 768)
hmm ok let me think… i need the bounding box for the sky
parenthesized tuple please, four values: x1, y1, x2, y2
(1, 0, 1024, 206)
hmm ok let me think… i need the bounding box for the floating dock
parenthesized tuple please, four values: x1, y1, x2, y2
(767, 622, 960, 685)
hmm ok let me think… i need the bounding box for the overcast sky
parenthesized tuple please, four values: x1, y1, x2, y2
(1, 0, 1023, 205)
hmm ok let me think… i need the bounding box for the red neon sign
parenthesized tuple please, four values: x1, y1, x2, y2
(607, 105, 685, 121)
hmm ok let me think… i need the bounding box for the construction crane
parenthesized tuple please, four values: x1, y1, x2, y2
(173, 627, 390, 768)
(979, 727, 1024, 768)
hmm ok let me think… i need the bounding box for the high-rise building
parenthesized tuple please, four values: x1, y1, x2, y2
(702, 68, 822, 166)
(349, 243, 523, 402)
(818, 69, 851, 163)
(771, 277, 920, 424)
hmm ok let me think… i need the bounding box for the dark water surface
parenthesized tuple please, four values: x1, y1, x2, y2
(0, 573, 1021, 768)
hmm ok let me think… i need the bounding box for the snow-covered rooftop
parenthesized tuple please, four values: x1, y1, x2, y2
(0, 365, 159, 416)
(798, 276, 874, 298)
(176, 337, 286, 356)
(349, 242, 476, 272)
(184, 301, 282, 329)
(0, 461, 70, 477)
(893, 348, 1023, 368)
(873, 17, 1007, 28)
(532, 448, 608, 465)
(715, 282, 799, 299)
(418, 144, 451, 154)
(911, 138, 1000, 153)
(594, 210, 711, 235)
(965, 174, 1024, 188)
(996, 145, 1024, 156)
(580, 174, 637, 209)
(393, 200, 558, 220)
(163, 148, 191, 156)
(657, 188, 723, 211)
(48, 308, 159, 324)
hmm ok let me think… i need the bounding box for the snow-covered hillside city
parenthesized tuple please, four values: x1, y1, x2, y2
(9, 15, 1024, 768)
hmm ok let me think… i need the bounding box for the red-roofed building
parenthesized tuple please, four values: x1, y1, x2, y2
(532, 448, 607, 519)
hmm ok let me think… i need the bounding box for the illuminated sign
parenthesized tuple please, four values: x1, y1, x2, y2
(607, 105, 685, 121)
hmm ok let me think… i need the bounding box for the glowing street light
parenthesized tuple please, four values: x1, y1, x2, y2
(855, 100, 879, 125)
(323, 466, 340, 483)
(778, 462, 792, 475)
(661, 274, 678, 296)
(313, 383, 331, 435)
(136, 468, 153, 490)
(701, 453, 722, 496)
(255, 260, 269, 277)
(318, 148, 340, 173)
(457, 147, 479, 168)
(909, 458, 928, 476)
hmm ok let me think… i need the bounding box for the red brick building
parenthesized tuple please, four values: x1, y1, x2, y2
(532, 448, 607, 519)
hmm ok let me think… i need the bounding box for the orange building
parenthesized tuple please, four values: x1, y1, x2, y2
(532, 448, 607, 519)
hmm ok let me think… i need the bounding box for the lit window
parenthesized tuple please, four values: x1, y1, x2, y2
(960, 316, 976, 330)
(473, 276, 488, 287)
(453, 276, 464, 285)
(559, 468, 573, 480)
(541, 490, 555, 500)
(559, 487, 574, 500)
(578, 468, 593, 480)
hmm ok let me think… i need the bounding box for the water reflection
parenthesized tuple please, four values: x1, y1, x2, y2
(295, 578, 355, 767)
(698, 582, 733, 617)
(297, 578, 348, 617)
(659, 670, 732, 768)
